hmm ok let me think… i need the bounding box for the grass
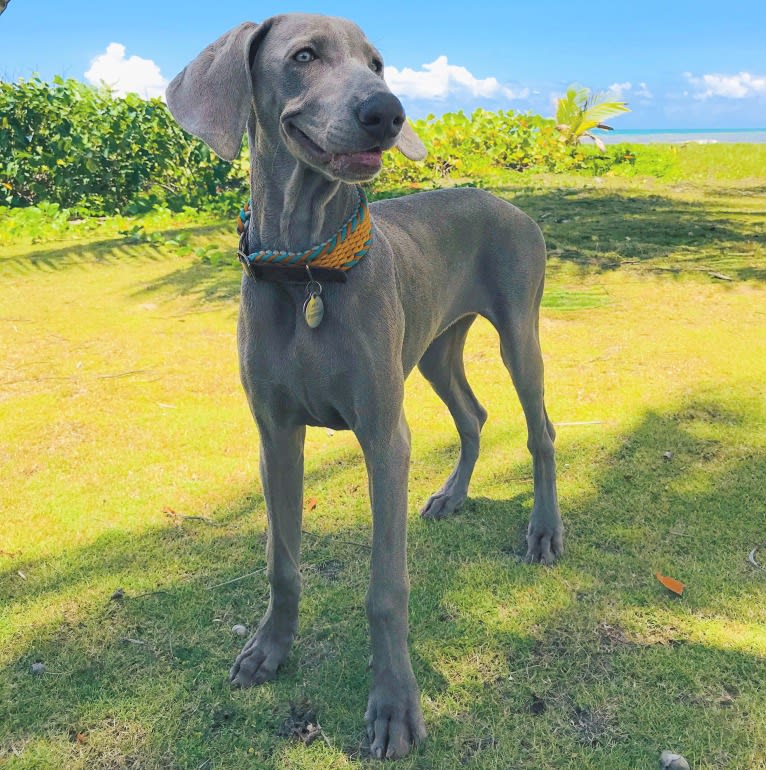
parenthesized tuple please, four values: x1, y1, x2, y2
(1, 164, 765, 769)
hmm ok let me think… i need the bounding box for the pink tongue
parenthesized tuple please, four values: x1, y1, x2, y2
(346, 150, 382, 165)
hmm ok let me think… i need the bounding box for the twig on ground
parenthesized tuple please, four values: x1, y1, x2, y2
(634, 264, 736, 281)
(96, 369, 154, 379)
(207, 568, 266, 590)
(178, 515, 221, 526)
(163, 506, 222, 526)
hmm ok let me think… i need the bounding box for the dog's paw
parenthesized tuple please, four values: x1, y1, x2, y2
(365, 683, 426, 759)
(229, 629, 292, 687)
(420, 473, 469, 519)
(525, 520, 564, 565)
(419, 489, 466, 519)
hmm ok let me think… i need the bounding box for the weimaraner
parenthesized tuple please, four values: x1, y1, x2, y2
(167, 13, 563, 760)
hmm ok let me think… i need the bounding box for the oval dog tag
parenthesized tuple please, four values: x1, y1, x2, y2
(303, 292, 324, 328)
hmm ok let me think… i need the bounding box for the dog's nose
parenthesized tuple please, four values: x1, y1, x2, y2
(357, 92, 405, 143)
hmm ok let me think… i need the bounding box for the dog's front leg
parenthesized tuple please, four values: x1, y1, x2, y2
(230, 423, 305, 687)
(360, 409, 427, 759)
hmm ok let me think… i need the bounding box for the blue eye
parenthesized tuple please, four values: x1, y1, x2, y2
(294, 49, 316, 63)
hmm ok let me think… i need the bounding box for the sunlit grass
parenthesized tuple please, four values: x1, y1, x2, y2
(1, 175, 765, 769)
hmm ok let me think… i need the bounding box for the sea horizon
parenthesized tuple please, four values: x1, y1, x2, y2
(594, 127, 766, 145)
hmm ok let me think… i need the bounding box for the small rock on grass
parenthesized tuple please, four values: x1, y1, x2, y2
(660, 750, 690, 769)
(232, 624, 248, 637)
(30, 662, 46, 675)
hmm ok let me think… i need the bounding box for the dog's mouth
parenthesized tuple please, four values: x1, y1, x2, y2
(283, 120, 384, 180)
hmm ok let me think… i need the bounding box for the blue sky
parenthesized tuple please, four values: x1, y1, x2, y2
(1, 0, 765, 128)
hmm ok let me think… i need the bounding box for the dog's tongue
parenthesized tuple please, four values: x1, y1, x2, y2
(336, 149, 382, 168)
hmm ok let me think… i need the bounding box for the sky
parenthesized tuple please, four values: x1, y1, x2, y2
(1, 0, 765, 129)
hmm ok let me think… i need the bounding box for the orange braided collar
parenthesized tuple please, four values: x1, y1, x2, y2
(237, 187, 372, 272)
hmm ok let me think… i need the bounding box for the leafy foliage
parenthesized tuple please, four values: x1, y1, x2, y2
(0, 77, 247, 215)
(0, 77, 647, 219)
(555, 86, 629, 150)
(373, 109, 577, 191)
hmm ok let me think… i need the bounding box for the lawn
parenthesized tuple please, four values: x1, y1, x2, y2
(1, 166, 765, 769)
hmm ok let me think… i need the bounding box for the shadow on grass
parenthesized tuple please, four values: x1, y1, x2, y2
(131, 185, 765, 308)
(2, 395, 765, 767)
(0, 223, 228, 277)
(4, 185, 762, 300)
(496, 186, 766, 281)
(134, 257, 243, 307)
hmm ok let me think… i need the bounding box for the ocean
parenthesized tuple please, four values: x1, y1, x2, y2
(593, 128, 766, 145)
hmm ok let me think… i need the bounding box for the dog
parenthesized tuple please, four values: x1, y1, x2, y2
(166, 13, 563, 759)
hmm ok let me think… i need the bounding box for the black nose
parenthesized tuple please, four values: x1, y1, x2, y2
(357, 92, 405, 143)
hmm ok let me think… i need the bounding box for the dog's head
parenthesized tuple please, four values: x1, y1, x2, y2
(166, 14, 426, 183)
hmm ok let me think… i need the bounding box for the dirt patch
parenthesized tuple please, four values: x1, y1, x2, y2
(277, 701, 326, 746)
(569, 704, 621, 747)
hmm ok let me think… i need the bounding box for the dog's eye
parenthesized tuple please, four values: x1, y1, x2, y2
(293, 48, 317, 63)
(370, 59, 383, 74)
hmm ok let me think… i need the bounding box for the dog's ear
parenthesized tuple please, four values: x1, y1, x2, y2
(166, 21, 272, 161)
(396, 119, 427, 161)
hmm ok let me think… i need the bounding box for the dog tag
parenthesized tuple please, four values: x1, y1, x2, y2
(303, 291, 324, 328)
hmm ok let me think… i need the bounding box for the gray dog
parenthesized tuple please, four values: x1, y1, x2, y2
(167, 13, 563, 760)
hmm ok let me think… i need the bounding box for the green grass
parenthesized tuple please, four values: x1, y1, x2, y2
(1, 166, 765, 769)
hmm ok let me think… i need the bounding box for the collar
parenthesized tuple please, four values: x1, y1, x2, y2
(237, 186, 372, 283)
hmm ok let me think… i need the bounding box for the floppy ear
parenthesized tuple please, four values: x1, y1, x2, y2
(396, 119, 427, 161)
(166, 21, 271, 161)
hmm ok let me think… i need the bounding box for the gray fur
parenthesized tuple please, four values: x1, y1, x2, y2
(166, 13, 562, 760)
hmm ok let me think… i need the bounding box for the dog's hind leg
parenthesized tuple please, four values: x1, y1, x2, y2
(230, 423, 305, 687)
(417, 314, 488, 519)
(493, 303, 563, 564)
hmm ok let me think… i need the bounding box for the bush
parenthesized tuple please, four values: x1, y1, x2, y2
(1, 78, 637, 218)
(373, 108, 578, 191)
(0, 77, 248, 215)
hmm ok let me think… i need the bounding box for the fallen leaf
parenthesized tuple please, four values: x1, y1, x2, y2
(655, 572, 685, 596)
(75, 732, 88, 745)
(162, 506, 178, 517)
(306, 497, 318, 511)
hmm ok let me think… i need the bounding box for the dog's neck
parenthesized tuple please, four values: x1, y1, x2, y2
(247, 122, 359, 253)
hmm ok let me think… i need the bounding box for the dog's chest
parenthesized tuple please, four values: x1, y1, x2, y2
(239, 285, 386, 430)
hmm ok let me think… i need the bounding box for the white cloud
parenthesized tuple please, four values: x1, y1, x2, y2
(635, 82, 653, 99)
(684, 71, 766, 100)
(386, 56, 528, 102)
(85, 43, 167, 99)
(607, 81, 653, 101)
(608, 81, 632, 99)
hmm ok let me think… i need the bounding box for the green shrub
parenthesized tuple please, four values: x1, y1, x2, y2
(373, 108, 578, 191)
(0, 77, 248, 215)
(1, 77, 665, 218)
